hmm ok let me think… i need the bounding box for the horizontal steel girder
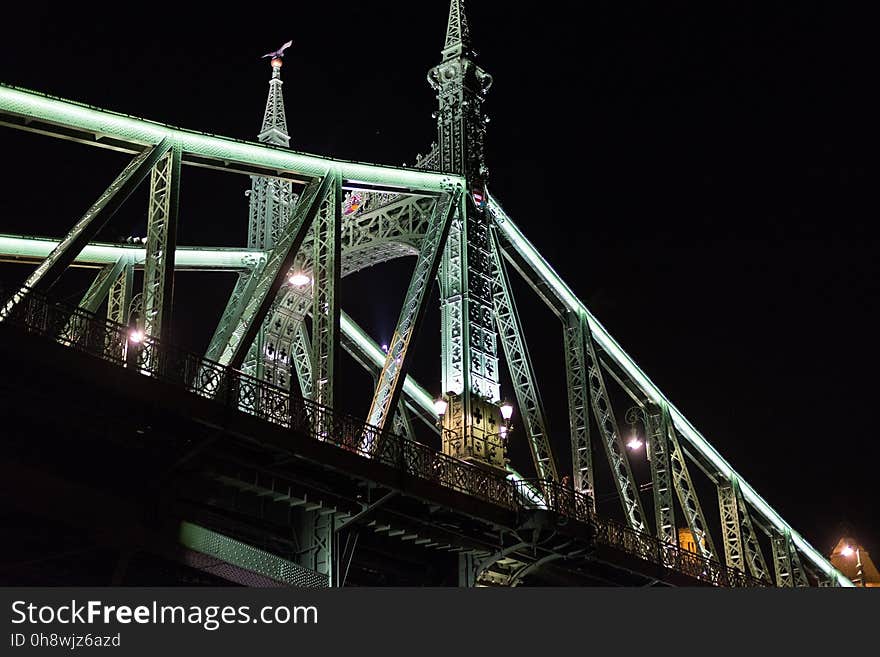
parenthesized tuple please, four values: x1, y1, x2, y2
(0, 234, 263, 271)
(487, 194, 851, 587)
(0, 84, 459, 193)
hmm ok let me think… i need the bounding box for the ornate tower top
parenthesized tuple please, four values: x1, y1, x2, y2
(428, 0, 492, 180)
(257, 41, 293, 147)
(443, 0, 471, 60)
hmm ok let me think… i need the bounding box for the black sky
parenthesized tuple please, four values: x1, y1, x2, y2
(0, 2, 876, 561)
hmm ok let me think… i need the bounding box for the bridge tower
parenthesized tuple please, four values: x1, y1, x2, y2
(243, 54, 298, 380)
(430, 1, 507, 472)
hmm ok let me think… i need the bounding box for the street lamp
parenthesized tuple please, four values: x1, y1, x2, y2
(288, 272, 311, 287)
(499, 401, 514, 421)
(624, 406, 645, 451)
(842, 544, 866, 587)
(433, 397, 448, 418)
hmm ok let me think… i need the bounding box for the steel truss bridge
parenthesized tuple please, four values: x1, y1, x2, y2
(0, 2, 850, 587)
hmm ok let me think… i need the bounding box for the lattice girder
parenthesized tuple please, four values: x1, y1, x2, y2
(367, 192, 456, 432)
(491, 227, 558, 482)
(667, 424, 718, 562)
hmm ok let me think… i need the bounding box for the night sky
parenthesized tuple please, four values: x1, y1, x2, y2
(1, 2, 876, 563)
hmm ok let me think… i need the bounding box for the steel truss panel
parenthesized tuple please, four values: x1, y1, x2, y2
(205, 268, 264, 363)
(367, 192, 456, 432)
(291, 323, 313, 399)
(78, 257, 128, 313)
(718, 480, 745, 573)
(217, 175, 332, 370)
(107, 261, 134, 324)
(667, 423, 718, 562)
(310, 173, 342, 410)
(789, 541, 810, 587)
(647, 405, 675, 546)
(141, 143, 182, 342)
(772, 531, 794, 587)
(563, 311, 594, 501)
(490, 227, 558, 481)
(734, 483, 771, 582)
(581, 311, 646, 532)
(487, 195, 850, 585)
(0, 85, 458, 193)
(1, 139, 170, 320)
(339, 312, 438, 433)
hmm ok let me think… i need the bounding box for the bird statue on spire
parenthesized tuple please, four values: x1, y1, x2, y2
(262, 40, 293, 59)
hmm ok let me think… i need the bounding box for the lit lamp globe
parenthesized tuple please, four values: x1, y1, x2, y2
(500, 402, 514, 421)
(289, 273, 311, 287)
(433, 397, 448, 417)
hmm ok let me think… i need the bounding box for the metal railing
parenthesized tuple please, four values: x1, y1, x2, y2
(0, 287, 766, 587)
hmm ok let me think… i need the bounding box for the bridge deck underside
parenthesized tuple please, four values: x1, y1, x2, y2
(0, 322, 703, 586)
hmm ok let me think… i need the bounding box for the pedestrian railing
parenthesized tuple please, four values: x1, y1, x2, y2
(0, 286, 766, 587)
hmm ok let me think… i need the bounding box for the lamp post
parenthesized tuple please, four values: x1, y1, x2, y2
(624, 406, 645, 451)
(841, 544, 866, 588)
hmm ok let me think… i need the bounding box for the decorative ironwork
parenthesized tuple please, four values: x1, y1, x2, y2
(0, 286, 765, 588)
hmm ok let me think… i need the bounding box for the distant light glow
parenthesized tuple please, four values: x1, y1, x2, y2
(381, 343, 389, 353)
(841, 546, 855, 557)
(289, 272, 310, 287)
(128, 330, 144, 344)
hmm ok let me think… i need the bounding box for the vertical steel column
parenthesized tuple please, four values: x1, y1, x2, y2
(310, 172, 342, 410)
(296, 510, 333, 585)
(367, 192, 456, 432)
(646, 404, 675, 545)
(772, 531, 794, 587)
(734, 482, 771, 582)
(581, 312, 646, 532)
(291, 323, 313, 399)
(217, 174, 331, 371)
(718, 479, 745, 572)
(439, 193, 470, 399)
(789, 540, 810, 587)
(107, 261, 134, 325)
(563, 311, 594, 504)
(1, 140, 170, 319)
(490, 227, 558, 481)
(141, 142, 182, 344)
(667, 424, 718, 561)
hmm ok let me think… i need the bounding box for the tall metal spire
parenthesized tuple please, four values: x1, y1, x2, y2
(245, 52, 298, 383)
(431, 1, 505, 473)
(443, 0, 471, 60)
(248, 53, 296, 251)
(258, 57, 290, 147)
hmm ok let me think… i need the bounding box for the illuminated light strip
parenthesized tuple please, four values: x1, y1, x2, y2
(488, 195, 851, 586)
(0, 235, 262, 270)
(0, 84, 461, 193)
(339, 312, 436, 416)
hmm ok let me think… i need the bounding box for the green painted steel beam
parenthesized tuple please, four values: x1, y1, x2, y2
(0, 84, 460, 193)
(0, 234, 262, 270)
(488, 194, 852, 587)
